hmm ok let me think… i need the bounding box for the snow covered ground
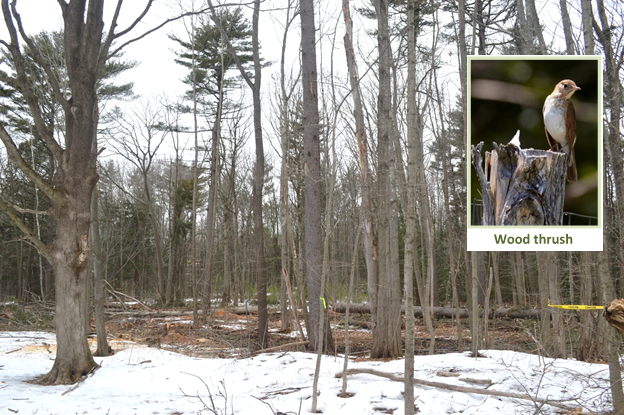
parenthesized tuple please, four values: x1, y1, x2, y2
(0, 331, 614, 414)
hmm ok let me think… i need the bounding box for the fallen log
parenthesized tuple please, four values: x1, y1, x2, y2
(335, 368, 574, 411)
(105, 306, 261, 318)
(250, 340, 310, 356)
(332, 303, 541, 320)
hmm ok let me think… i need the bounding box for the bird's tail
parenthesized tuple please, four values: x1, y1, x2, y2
(567, 147, 578, 183)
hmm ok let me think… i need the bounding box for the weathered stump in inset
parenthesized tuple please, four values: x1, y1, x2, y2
(471, 134, 567, 226)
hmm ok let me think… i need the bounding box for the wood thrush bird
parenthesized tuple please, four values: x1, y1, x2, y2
(543, 79, 580, 182)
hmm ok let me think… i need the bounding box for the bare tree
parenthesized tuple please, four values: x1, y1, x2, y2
(342, 0, 378, 337)
(0, 0, 160, 384)
(299, 0, 334, 353)
(207, 0, 268, 348)
(106, 101, 168, 304)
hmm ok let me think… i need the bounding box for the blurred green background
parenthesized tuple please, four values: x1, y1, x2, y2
(469, 58, 600, 226)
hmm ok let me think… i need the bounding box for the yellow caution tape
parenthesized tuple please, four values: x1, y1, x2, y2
(547, 299, 604, 310)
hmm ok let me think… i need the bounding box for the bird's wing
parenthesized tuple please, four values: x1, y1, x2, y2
(544, 126, 557, 150)
(565, 100, 577, 149)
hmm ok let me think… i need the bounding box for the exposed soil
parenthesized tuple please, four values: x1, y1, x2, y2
(0, 302, 542, 359)
(99, 307, 539, 359)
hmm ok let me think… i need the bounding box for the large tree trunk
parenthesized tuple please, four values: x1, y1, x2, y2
(40, 92, 99, 383)
(371, 0, 402, 359)
(300, 0, 333, 352)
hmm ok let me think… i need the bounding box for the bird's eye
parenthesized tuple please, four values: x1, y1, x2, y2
(563, 83, 568, 88)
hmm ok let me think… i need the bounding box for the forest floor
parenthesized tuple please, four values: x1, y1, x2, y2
(101, 305, 539, 359)
(0, 302, 616, 414)
(0, 301, 575, 360)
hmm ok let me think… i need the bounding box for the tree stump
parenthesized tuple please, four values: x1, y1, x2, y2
(471, 135, 567, 226)
(604, 299, 624, 336)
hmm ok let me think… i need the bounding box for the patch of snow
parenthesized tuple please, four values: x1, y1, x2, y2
(0, 331, 613, 414)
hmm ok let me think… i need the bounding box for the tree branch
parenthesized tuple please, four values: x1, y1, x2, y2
(96, 0, 124, 79)
(10, 0, 70, 112)
(1, 0, 65, 161)
(10, 204, 50, 216)
(335, 368, 577, 411)
(0, 193, 50, 259)
(106, 2, 252, 61)
(111, 0, 153, 40)
(0, 125, 63, 205)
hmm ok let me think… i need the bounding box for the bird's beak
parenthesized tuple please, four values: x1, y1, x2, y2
(576, 86, 581, 91)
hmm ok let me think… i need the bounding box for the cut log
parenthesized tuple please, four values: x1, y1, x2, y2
(604, 299, 624, 336)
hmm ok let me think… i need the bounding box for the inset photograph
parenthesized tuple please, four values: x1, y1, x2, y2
(469, 57, 600, 228)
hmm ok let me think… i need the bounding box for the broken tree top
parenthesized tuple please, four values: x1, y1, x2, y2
(472, 131, 567, 226)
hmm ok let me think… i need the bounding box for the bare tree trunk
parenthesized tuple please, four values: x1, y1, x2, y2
(525, 0, 547, 53)
(403, 4, 418, 406)
(581, 0, 595, 55)
(311, 104, 339, 412)
(600, 255, 624, 414)
(559, 0, 575, 54)
(142, 171, 166, 305)
(470, 251, 481, 356)
(91, 185, 111, 356)
(547, 252, 566, 358)
(250, 0, 268, 349)
(342, 0, 378, 333)
(340, 227, 360, 396)
(516, 0, 529, 54)
(300, 0, 333, 353)
(207, 0, 268, 347)
(514, 251, 526, 306)
(278, 0, 297, 330)
(371, 0, 402, 359)
(492, 252, 502, 308)
(537, 252, 551, 356)
(594, 0, 624, 291)
(202, 80, 223, 320)
(577, 251, 594, 361)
